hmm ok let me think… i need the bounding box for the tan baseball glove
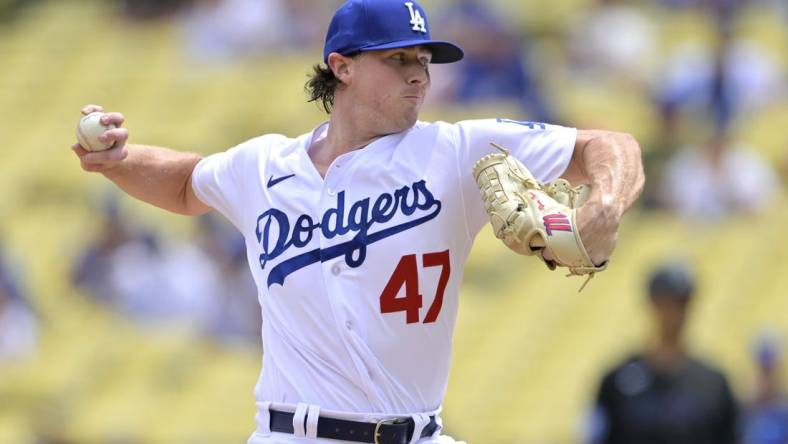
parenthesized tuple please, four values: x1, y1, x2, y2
(472, 143, 607, 290)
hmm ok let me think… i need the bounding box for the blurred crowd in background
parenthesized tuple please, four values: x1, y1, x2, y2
(70, 196, 260, 346)
(0, 0, 787, 442)
(111, 0, 787, 221)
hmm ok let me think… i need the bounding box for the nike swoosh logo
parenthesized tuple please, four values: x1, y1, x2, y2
(267, 174, 296, 188)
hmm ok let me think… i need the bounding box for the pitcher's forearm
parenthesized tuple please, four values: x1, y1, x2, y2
(577, 131, 645, 218)
(72, 105, 213, 216)
(567, 131, 645, 265)
(101, 144, 209, 216)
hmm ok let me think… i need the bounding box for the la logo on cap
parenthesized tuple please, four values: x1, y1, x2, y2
(405, 2, 427, 33)
(322, 0, 464, 64)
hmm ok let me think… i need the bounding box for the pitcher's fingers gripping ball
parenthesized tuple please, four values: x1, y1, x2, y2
(72, 107, 130, 173)
(472, 142, 607, 290)
(76, 112, 117, 152)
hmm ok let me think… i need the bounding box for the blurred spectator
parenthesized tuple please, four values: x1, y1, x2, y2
(0, 244, 38, 362)
(178, 0, 287, 62)
(105, 229, 220, 327)
(743, 333, 788, 444)
(177, 0, 330, 63)
(117, 0, 191, 21)
(587, 263, 739, 444)
(655, 0, 752, 14)
(657, 129, 779, 220)
(0, 0, 41, 21)
(640, 104, 684, 209)
(282, 0, 340, 49)
(655, 28, 784, 132)
(72, 198, 210, 326)
(432, 0, 554, 121)
(194, 214, 261, 345)
(782, 155, 788, 188)
(656, 0, 699, 8)
(567, 0, 658, 86)
(72, 198, 137, 305)
(72, 202, 259, 341)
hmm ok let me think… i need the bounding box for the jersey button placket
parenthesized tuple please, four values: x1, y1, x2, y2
(324, 163, 340, 197)
(319, 169, 352, 336)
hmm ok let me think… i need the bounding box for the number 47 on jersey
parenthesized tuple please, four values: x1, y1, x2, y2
(379, 250, 450, 325)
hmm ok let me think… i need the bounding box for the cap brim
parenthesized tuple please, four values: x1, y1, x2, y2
(360, 39, 464, 64)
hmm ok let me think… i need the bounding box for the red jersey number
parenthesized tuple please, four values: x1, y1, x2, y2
(379, 250, 451, 324)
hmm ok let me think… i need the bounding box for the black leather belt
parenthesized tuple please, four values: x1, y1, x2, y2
(269, 409, 439, 444)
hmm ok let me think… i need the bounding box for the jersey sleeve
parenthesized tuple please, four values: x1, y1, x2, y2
(453, 119, 577, 236)
(191, 137, 264, 231)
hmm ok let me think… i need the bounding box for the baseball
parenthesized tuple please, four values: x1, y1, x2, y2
(76, 112, 116, 152)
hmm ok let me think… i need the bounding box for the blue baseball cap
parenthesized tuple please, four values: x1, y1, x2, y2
(324, 0, 464, 64)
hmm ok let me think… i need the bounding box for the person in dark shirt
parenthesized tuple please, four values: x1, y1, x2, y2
(589, 263, 740, 444)
(743, 333, 788, 444)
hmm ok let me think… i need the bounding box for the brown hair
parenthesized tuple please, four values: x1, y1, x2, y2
(304, 53, 359, 114)
(305, 63, 341, 114)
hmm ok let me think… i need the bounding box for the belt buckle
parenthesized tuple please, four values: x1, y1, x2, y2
(374, 417, 408, 444)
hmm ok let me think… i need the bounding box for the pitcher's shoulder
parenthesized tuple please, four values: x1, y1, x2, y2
(409, 120, 462, 143)
(413, 120, 459, 132)
(224, 133, 299, 159)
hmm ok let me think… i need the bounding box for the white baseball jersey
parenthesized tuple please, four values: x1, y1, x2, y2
(191, 118, 575, 437)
